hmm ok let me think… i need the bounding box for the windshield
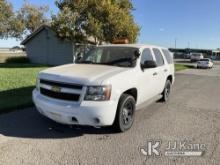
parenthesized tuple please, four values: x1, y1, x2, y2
(76, 46, 139, 67)
(199, 59, 209, 61)
(192, 54, 202, 57)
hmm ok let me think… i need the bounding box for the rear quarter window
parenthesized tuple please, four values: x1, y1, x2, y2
(153, 48, 164, 66)
(162, 49, 173, 64)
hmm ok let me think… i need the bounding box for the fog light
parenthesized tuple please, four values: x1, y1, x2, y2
(94, 118, 100, 124)
(72, 117, 78, 123)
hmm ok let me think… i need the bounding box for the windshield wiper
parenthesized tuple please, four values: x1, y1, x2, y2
(77, 59, 134, 67)
(107, 58, 132, 65)
(78, 60, 94, 64)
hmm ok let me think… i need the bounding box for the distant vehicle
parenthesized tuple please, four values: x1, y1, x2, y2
(184, 53, 191, 59)
(173, 52, 185, 59)
(190, 53, 204, 62)
(197, 58, 213, 69)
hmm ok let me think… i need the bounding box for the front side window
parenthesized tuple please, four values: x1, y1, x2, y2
(140, 48, 154, 65)
(153, 48, 164, 66)
(77, 46, 139, 67)
(162, 49, 173, 64)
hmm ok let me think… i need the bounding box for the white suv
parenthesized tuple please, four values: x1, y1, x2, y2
(197, 58, 213, 69)
(190, 53, 204, 62)
(33, 44, 174, 132)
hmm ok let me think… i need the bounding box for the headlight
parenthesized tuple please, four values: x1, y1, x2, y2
(36, 78, 40, 91)
(84, 85, 111, 101)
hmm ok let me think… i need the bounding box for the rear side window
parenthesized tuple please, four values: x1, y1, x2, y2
(140, 48, 154, 65)
(153, 48, 164, 66)
(162, 49, 173, 64)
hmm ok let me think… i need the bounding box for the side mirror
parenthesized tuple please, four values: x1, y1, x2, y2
(134, 50, 141, 58)
(75, 56, 82, 62)
(141, 60, 157, 69)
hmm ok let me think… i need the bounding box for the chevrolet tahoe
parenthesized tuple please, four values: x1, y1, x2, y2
(33, 44, 174, 132)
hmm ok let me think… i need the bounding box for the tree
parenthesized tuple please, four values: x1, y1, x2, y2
(52, 0, 140, 44)
(12, 0, 49, 39)
(0, 0, 15, 39)
(0, 0, 49, 40)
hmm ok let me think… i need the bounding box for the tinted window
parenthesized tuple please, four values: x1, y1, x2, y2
(77, 47, 139, 67)
(199, 59, 209, 61)
(140, 48, 154, 65)
(192, 54, 201, 57)
(162, 49, 173, 64)
(153, 48, 164, 66)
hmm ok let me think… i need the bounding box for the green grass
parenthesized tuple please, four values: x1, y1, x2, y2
(175, 64, 192, 71)
(0, 63, 48, 113)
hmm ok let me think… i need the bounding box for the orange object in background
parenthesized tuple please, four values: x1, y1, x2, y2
(112, 38, 129, 44)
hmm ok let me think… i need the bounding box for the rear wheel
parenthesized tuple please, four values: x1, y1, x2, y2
(113, 94, 136, 132)
(161, 80, 172, 102)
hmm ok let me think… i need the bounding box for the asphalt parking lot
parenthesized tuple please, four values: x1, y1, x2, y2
(0, 62, 220, 165)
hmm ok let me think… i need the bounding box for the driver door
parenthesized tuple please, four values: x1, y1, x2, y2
(138, 48, 157, 104)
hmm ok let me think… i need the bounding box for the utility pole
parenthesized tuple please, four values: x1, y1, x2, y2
(187, 42, 191, 55)
(175, 38, 177, 49)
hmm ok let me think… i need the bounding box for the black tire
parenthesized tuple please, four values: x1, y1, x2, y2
(161, 80, 172, 102)
(113, 94, 136, 132)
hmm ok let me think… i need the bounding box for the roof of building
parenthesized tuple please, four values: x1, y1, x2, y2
(21, 25, 97, 45)
(21, 25, 51, 45)
(212, 50, 220, 53)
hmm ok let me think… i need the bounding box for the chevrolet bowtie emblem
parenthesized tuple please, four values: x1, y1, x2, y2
(51, 86, 61, 92)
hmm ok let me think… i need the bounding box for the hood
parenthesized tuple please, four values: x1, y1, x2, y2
(39, 64, 129, 85)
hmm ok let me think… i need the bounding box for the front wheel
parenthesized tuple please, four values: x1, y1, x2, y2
(161, 80, 172, 102)
(113, 94, 136, 132)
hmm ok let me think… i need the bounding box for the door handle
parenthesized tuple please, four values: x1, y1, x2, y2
(153, 72, 158, 76)
(164, 69, 168, 72)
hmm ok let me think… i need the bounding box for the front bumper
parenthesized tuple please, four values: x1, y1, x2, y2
(33, 89, 118, 126)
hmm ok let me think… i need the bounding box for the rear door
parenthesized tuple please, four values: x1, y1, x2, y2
(152, 48, 168, 94)
(162, 49, 174, 76)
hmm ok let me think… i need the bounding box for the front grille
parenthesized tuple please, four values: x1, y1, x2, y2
(40, 79, 83, 90)
(40, 88, 80, 101)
